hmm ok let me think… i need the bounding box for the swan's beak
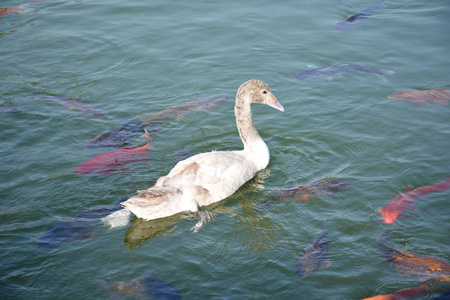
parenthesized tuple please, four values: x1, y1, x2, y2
(269, 95, 284, 112)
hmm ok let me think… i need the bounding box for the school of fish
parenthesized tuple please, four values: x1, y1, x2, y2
(3, 1, 448, 298)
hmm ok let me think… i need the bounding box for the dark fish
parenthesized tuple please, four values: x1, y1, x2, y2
(38, 203, 122, 248)
(388, 89, 450, 106)
(107, 275, 182, 300)
(376, 232, 450, 281)
(86, 95, 231, 148)
(34, 93, 107, 117)
(434, 290, 450, 300)
(294, 63, 392, 80)
(0, 103, 22, 114)
(334, 2, 388, 32)
(295, 230, 331, 278)
(261, 180, 353, 208)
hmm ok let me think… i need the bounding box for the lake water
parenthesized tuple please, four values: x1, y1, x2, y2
(1, 0, 449, 299)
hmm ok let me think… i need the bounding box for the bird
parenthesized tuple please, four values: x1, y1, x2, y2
(121, 79, 284, 221)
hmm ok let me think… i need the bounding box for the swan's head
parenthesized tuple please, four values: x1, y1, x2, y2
(238, 79, 284, 112)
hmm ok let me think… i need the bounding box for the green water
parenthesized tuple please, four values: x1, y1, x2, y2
(1, 0, 449, 299)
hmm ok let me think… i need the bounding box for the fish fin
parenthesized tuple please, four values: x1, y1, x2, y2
(433, 99, 449, 105)
(411, 100, 429, 106)
(406, 202, 419, 212)
(405, 187, 414, 192)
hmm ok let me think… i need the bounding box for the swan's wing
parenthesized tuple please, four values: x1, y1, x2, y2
(160, 151, 258, 204)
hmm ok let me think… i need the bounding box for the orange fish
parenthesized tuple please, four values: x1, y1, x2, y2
(75, 130, 151, 175)
(378, 178, 450, 224)
(388, 89, 450, 106)
(363, 283, 431, 300)
(0, 6, 21, 17)
(376, 232, 450, 281)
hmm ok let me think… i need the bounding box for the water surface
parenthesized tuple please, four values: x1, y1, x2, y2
(1, 0, 449, 299)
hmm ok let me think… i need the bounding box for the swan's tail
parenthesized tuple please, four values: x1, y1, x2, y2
(101, 208, 131, 228)
(120, 186, 198, 221)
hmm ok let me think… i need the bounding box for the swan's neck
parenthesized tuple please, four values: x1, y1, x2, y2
(235, 95, 270, 169)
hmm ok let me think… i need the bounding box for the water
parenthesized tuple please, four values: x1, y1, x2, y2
(1, 0, 449, 299)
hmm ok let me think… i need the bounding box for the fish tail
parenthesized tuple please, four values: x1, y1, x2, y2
(430, 178, 450, 193)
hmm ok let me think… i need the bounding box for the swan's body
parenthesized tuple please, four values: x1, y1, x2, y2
(121, 79, 284, 221)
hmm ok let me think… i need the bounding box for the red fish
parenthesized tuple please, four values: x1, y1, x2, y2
(75, 130, 151, 175)
(0, 6, 21, 17)
(378, 178, 450, 224)
(362, 283, 431, 300)
(388, 89, 450, 106)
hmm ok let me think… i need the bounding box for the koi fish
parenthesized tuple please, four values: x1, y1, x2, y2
(334, 2, 388, 32)
(261, 180, 353, 208)
(363, 283, 431, 300)
(378, 178, 450, 224)
(38, 203, 122, 248)
(34, 93, 107, 117)
(105, 275, 182, 300)
(388, 89, 450, 106)
(75, 130, 151, 175)
(0, 7, 21, 17)
(86, 95, 231, 148)
(295, 230, 331, 278)
(294, 64, 392, 80)
(376, 232, 450, 281)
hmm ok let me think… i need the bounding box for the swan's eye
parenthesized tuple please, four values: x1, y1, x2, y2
(262, 91, 267, 94)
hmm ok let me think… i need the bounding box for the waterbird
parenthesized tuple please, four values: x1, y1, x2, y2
(334, 2, 388, 32)
(115, 80, 283, 222)
(295, 230, 331, 278)
(378, 178, 450, 224)
(75, 129, 151, 175)
(388, 89, 450, 106)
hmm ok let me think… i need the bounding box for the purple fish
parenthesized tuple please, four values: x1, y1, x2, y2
(38, 203, 122, 248)
(294, 63, 392, 80)
(334, 2, 388, 32)
(34, 93, 107, 117)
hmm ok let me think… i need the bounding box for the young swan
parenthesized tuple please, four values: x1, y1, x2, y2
(121, 79, 284, 221)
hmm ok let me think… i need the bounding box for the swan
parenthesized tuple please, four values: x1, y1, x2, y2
(121, 79, 284, 221)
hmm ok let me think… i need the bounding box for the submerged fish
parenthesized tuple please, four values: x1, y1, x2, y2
(378, 178, 450, 224)
(376, 232, 450, 281)
(86, 95, 231, 148)
(293, 63, 392, 80)
(75, 130, 151, 175)
(0, 103, 22, 114)
(334, 2, 388, 32)
(363, 283, 432, 300)
(38, 203, 122, 248)
(0, 7, 21, 17)
(261, 180, 353, 207)
(107, 275, 182, 300)
(295, 230, 331, 278)
(388, 89, 450, 106)
(34, 93, 107, 117)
